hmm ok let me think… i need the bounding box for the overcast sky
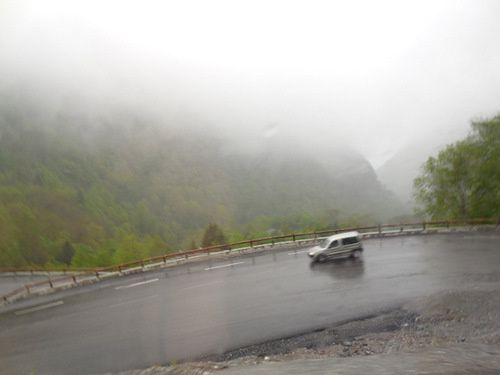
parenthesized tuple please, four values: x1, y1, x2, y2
(1, 0, 499, 167)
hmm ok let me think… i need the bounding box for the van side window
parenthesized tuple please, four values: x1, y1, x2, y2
(342, 237, 359, 245)
(328, 240, 339, 248)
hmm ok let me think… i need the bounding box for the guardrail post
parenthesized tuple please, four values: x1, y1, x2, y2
(250, 240, 253, 248)
(25, 285, 30, 295)
(72, 275, 77, 284)
(423, 221, 426, 230)
(48, 278, 53, 288)
(400, 224, 403, 232)
(95, 270, 100, 279)
(141, 260, 145, 268)
(446, 220, 450, 229)
(163, 256, 167, 264)
(378, 224, 381, 235)
(271, 238, 275, 247)
(292, 234, 296, 242)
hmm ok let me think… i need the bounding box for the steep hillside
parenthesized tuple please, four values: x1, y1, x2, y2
(0, 98, 403, 267)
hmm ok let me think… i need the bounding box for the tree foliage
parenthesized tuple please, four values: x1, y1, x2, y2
(201, 223, 227, 247)
(414, 116, 500, 220)
(56, 241, 75, 265)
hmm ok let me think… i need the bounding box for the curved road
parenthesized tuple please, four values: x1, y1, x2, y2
(1, 233, 499, 375)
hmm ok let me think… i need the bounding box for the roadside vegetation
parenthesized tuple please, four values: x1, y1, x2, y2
(414, 116, 500, 220)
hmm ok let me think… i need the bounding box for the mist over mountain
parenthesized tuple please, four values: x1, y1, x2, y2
(3, 0, 500, 268)
(377, 125, 470, 209)
(0, 90, 404, 267)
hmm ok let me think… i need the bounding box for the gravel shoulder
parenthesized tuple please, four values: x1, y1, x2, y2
(109, 284, 500, 375)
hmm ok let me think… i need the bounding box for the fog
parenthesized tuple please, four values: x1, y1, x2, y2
(1, 0, 500, 167)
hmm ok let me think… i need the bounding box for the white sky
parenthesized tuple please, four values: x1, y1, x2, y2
(1, 0, 500, 166)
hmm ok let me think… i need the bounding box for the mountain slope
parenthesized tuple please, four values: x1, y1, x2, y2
(0, 99, 403, 267)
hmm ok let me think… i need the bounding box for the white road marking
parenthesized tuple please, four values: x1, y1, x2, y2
(204, 262, 245, 271)
(115, 278, 159, 290)
(14, 300, 64, 316)
(182, 280, 224, 290)
(287, 250, 310, 255)
(106, 294, 159, 309)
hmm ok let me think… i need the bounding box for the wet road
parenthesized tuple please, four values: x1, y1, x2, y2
(0, 233, 499, 375)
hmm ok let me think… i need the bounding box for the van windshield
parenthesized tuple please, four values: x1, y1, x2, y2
(319, 238, 330, 248)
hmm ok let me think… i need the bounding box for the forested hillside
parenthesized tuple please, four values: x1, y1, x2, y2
(0, 96, 403, 268)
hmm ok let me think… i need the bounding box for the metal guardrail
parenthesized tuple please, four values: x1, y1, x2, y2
(1, 218, 499, 304)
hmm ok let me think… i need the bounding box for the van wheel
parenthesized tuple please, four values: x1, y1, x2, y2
(351, 250, 361, 259)
(317, 254, 327, 263)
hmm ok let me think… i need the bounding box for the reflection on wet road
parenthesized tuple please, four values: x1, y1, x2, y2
(0, 233, 499, 375)
(310, 258, 365, 280)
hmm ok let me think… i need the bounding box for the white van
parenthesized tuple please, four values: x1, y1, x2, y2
(308, 231, 363, 262)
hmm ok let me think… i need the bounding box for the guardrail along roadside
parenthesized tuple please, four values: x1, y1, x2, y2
(2, 218, 499, 305)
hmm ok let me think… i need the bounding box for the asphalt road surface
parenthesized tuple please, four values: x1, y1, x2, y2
(1, 233, 499, 375)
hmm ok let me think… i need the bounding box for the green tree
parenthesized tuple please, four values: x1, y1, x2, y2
(414, 116, 500, 220)
(201, 223, 227, 247)
(467, 117, 500, 217)
(55, 241, 75, 265)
